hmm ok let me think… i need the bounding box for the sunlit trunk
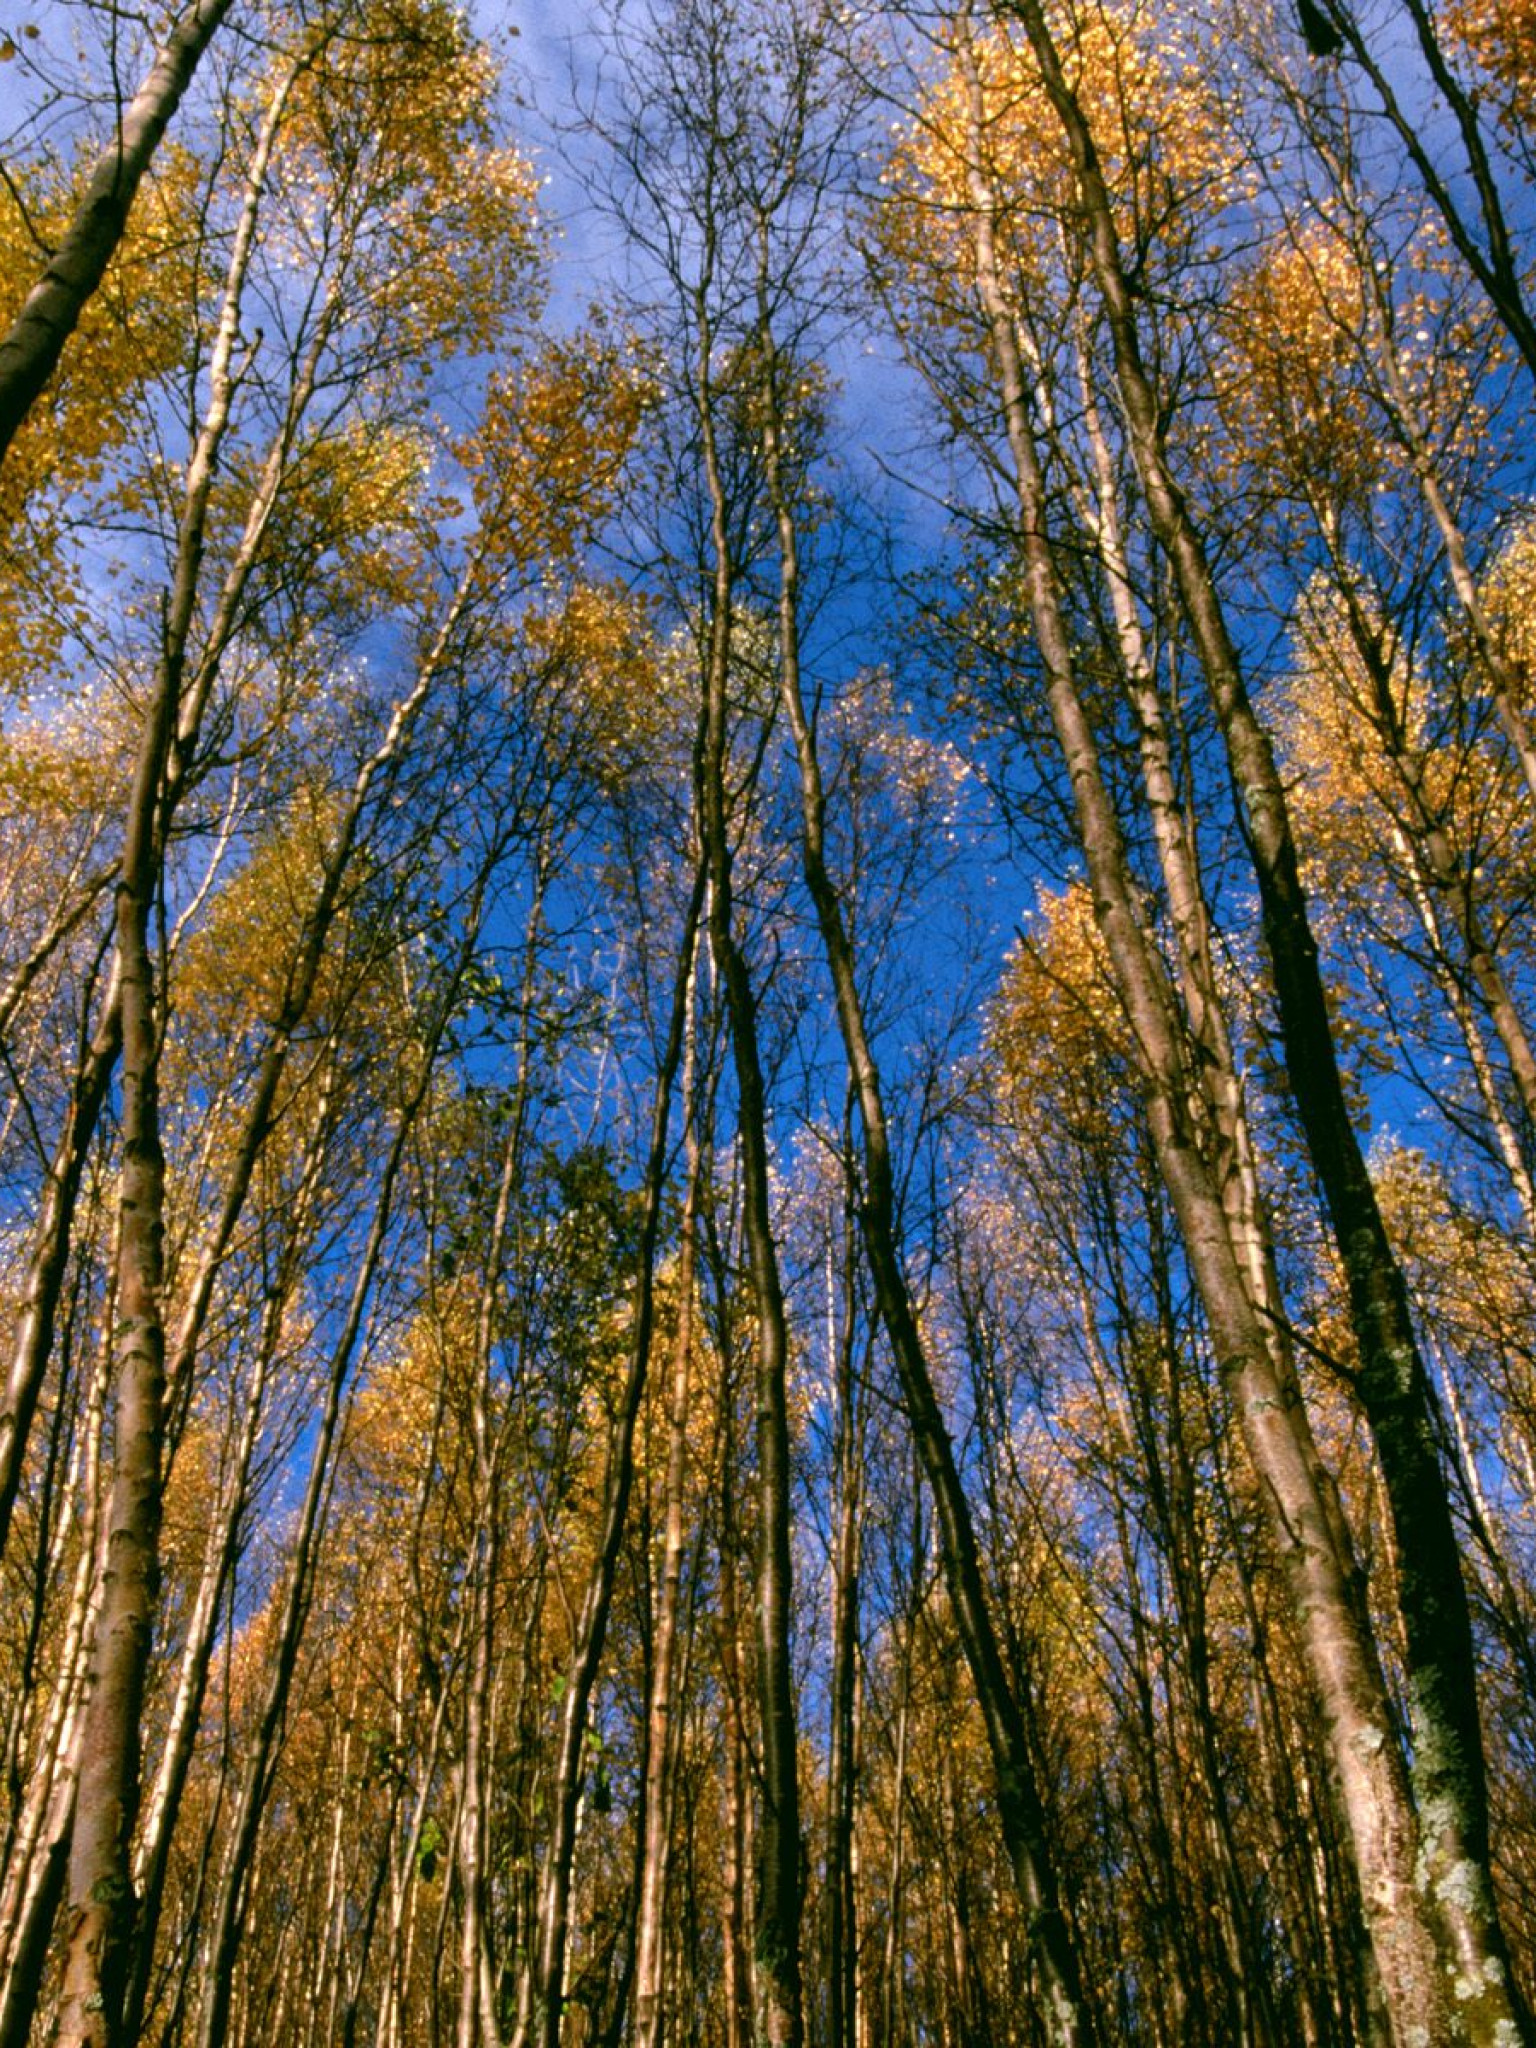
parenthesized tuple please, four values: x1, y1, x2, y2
(633, 965, 702, 2048)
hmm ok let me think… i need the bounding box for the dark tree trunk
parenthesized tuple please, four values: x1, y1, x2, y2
(0, 0, 236, 462)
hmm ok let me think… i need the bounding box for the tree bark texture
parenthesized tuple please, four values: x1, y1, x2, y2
(694, 340, 804, 2048)
(0, 0, 237, 463)
(752, 253, 1095, 2047)
(992, 7, 1530, 2034)
(515, 867, 707, 2048)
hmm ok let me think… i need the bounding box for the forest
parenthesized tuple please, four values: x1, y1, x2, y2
(0, 0, 1534, 2041)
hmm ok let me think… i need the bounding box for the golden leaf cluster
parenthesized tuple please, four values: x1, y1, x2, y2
(988, 879, 1136, 1145)
(878, 0, 1233, 322)
(1212, 226, 1380, 500)
(1277, 576, 1531, 965)
(266, 0, 541, 369)
(468, 330, 654, 570)
(1479, 512, 1536, 709)
(524, 580, 680, 795)
(0, 144, 203, 693)
(1444, 0, 1536, 128)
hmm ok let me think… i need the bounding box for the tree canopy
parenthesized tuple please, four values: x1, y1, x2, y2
(2, 0, 1535, 2043)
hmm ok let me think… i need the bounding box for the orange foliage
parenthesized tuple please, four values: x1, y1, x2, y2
(878, 0, 1235, 320)
(988, 879, 1136, 1145)
(1444, 0, 1536, 127)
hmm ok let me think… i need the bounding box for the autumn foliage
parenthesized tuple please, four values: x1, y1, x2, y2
(1, 0, 1535, 2044)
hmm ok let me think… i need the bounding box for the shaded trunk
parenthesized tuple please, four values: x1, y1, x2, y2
(513, 866, 706, 2048)
(633, 961, 703, 2048)
(751, 263, 1093, 2046)
(716, 1381, 754, 2048)
(690, 267, 803, 2048)
(954, 28, 1459, 2036)
(0, 0, 236, 461)
(824, 1197, 861, 2048)
(0, 991, 120, 1563)
(0, 1357, 107, 2048)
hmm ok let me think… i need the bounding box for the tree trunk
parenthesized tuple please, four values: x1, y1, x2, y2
(0, 992, 120, 1563)
(999, 10, 1527, 2032)
(1328, 0, 1536, 395)
(458, 924, 548, 2048)
(0, 1341, 110, 2048)
(824, 1193, 861, 2048)
(514, 867, 706, 2048)
(715, 1376, 754, 2048)
(190, 852, 510, 2048)
(751, 257, 1094, 2048)
(691, 271, 804, 2048)
(633, 958, 703, 2048)
(0, 0, 237, 462)
(953, 29, 1466, 2035)
(51, 443, 189, 2036)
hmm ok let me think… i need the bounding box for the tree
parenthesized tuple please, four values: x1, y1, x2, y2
(876, 4, 1528, 2035)
(0, 0, 236, 462)
(4, 0, 1536, 2036)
